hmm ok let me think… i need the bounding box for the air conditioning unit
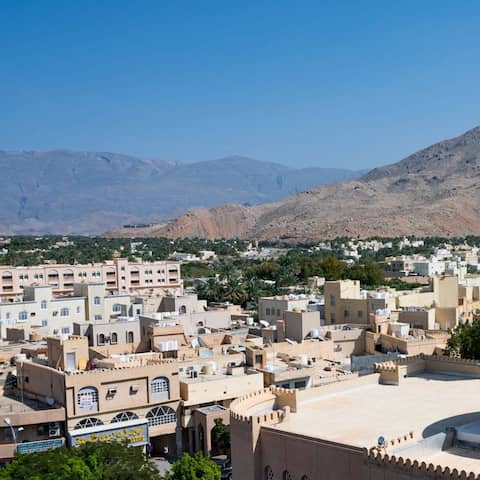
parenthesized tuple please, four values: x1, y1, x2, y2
(107, 387, 118, 396)
(130, 384, 139, 394)
(49, 422, 60, 437)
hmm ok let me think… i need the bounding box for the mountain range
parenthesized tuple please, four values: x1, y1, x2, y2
(0, 151, 364, 235)
(107, 126, 480, 240)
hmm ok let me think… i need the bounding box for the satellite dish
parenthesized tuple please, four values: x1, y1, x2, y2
(46, 397, 55, 406)
(377, 436, 387, 448)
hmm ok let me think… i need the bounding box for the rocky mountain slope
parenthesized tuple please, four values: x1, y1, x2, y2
(108, 126, 480, 240)
(0, 151, 363, 234)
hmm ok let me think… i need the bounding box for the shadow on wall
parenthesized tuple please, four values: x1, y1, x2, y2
(422, 411, 480, 438)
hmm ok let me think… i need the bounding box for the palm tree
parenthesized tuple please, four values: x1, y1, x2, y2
(224, 277, 246, 305)
(196, 278, 224, 303)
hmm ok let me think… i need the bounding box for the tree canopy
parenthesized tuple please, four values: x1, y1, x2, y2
(162, 453, 221, 480)
(446, 322, 480, 360)
(0, 442, 160, 480)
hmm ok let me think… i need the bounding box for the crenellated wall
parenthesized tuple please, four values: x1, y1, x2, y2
(365, 449, 480, 479)
(230, 387, 289, 480)
(374, 353, 480, 385)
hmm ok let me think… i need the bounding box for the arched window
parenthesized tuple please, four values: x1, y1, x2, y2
(94, 296, 101, 305)
(265, 466, 274, 480)
(111, 332, 118, 344)
(179, 305, 187, 314)
(112, 303, 122, 313)
(283, 471, 293, 480)
(127, 331, 134, 343)
(301, 476, 310, 480)
(40, 300, 48, 310)
(1, 271, 12, 279)
(18, 311, 28, 321)
(77, 387, 99, 412)
(60, 307, 70, 317)
(151, 376, 169, 401)
(74, 417, 103, 429)
(63, 269, 74, 278)
(98, 334, 105, 345)
(48, 269, 59, 278)
(146, 406, 176, 427)
(111, 411, 139, 423)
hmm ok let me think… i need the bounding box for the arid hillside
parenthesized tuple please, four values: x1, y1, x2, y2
(107, 126, 480, 240)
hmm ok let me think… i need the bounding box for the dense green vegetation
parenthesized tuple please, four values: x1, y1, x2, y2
(0, 236, 248, 266)
(163, 453, 220, 480)
(0, 442, 222, 480)
(446, 322, 480, 359)
(0, 441, 160, 480)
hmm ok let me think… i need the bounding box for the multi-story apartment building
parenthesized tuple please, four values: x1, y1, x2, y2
(0, 258, 183, 300)
(0, 282, 132, 339)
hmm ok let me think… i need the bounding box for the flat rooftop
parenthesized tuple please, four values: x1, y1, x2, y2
(268, 372, 480, 466)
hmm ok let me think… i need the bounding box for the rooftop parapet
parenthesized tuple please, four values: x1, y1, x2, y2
(365, 448, 480, 479)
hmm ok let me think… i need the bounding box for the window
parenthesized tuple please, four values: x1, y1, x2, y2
(76, 306, 81, 314)
(330, 313, 336, 324)
(151, 377, 169, 401)
(127, 331, 134, 343)
(112, 304, 122, 313)
(283, 471, 293, 480)
(266, 308, 271, 316)
(179, 305, 187, 314)
(330, 294, 336, 306)
(111, 332, 118, 344)
(265, 466, 274, 480)
(60, 308, 70, 317)
(77, 387, 99, 411)
(94, 315, 102, 321)
(61, 327, 70, 334)
(94, 296, 101, 305)
(277, 309, 281, 316)
(40, 300, 48, 310)
(18, 311, 28, 322)
(111, 411, 139, 423)
(74, 417, 103, 430)
(41, 319, 48, 327)
(358, 310, 363, 318)
(98, 334, 105, 345)
(5, 312, 10, 319)
(146, 406, 176, 427)
(344, 309, 349, 317)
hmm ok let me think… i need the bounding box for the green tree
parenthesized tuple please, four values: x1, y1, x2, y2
(211, 418, 230, 455)
(447, 322, 480, 360)
(163, 453, 220, 480)
(0, 442, 160, 480)
(223, 277, 246, 305)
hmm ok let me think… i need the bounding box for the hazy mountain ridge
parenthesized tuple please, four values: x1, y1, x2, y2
(0, 150, 364, 234)
(108, 126, 480, 240)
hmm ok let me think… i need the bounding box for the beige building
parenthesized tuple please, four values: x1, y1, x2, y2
(324, 279, 395, 325)
(17, 336, 182, 454)
(230, 355, 480, 480)
(325, 276, 461, 330)
(0, 258, 183, 299)
(258, 296, 312, 324)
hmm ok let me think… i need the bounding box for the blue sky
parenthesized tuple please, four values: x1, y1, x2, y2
(1, 1, 479, 169)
